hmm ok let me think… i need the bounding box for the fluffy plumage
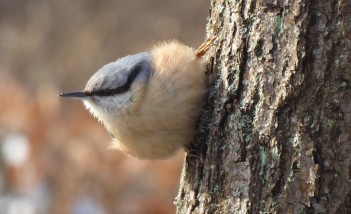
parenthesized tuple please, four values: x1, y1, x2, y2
(90, 42, 204, 159)
(60, 38, 215, 159)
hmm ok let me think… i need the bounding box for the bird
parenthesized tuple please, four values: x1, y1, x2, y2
(59, 37, 215, 159)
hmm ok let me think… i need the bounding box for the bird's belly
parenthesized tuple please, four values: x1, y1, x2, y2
(110, 130, 186, 159)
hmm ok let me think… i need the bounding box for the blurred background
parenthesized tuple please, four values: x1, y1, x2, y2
(0, 1, 208, 213)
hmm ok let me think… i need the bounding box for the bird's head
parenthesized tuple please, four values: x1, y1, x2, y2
(60, 52, 151, 121)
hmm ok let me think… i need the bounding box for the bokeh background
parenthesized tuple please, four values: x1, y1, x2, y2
(0, 1, 208, 213)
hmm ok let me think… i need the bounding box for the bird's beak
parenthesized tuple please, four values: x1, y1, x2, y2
(59, 91, 88, 100)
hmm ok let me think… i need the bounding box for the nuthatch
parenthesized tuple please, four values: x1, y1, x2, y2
(60, 37, 215, 159)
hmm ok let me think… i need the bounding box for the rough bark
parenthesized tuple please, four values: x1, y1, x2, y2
(177, 0, 351, 213)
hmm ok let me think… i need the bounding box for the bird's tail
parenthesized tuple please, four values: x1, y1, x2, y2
(195, 35, 217, 58)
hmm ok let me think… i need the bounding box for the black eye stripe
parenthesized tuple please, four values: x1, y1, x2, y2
(86, 64, 143, 97)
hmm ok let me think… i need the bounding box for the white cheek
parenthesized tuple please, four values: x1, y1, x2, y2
(98, 92, 132, 112)
(83, 92, 132, 123)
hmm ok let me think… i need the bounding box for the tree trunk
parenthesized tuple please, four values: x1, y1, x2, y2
(177, 0, 351, 213)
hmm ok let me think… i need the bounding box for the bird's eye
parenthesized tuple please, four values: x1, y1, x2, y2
(87, 63, 145, 97)
(85, 91, 93, 96)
